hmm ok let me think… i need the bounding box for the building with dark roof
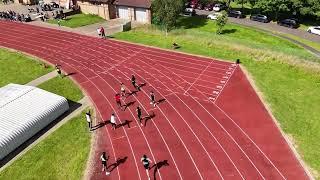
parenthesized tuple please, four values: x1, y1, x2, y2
(76, 0, 151, 23)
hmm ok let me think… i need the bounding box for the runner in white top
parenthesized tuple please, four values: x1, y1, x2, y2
(141, 154, 152, 180)
(85, 111, 92, 131)
(110, 113, 116, 130)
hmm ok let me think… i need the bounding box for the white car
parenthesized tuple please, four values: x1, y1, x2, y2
(207, 13, 222, 20)
(307, 26, 320, 36)
(213, 4, 226, 12)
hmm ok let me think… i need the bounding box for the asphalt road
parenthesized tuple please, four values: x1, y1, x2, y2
(196, 10, 320, 58)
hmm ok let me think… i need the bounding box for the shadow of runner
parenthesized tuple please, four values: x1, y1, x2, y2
(127, 90, 139, 97)
(116, 120, 132, 129)
(144, 112, 156, 127)
(151, 160, 170, 180)
(91, 120, 110, 131)
(157, 99, 166, 105)
(122, 101, 136, 111)
(107, 156, 128, 172)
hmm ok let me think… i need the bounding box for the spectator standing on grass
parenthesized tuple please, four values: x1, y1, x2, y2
(55, 64, 63, 78)
(110, 113, 116, 130)
(85, 111, 92, 131)
(136, 106, 143, 126)
(141, 155, 152, 180)
(100, 152, 110, 175)
(150, 91, 156, 107)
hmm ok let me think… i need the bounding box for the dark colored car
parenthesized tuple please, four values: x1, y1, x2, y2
(277, 18, 299, 28)
(204, 3, 214, 11)
(228, 10, 244, 18)
(250, 14, 269, 23)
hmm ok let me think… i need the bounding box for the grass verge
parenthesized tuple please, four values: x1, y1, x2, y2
(48, 13, 105, 28)
(114, 16, 320, 177)
(0, 48, 52, 87)
(0, 109, 92, 179)
(277, 32, 320, 52)
(38, 76, 84, 102)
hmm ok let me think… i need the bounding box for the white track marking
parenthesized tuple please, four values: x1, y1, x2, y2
(213, 65, 238, 103)
(0, 23, 284, 179)
(135, 59, 250, 179)
(214, 105, 287, 180)
(183, 61, 213, 94)
(0, 35, 143, 180)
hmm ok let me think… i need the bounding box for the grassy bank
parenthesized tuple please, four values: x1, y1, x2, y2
(48, 13, 105, 28)
(38, 76, 84, 102)
(0, 109, 92, 179)
(0, 48, 52, 87)
(114, 16, 320, 177)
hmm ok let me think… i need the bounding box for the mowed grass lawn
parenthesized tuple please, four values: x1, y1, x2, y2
(48, 13, 105, 28)
(0, 48, 52, 87)
(114, 16, 320, 177)
(0, 109, 92, 179)
(37, 76, 84, 102)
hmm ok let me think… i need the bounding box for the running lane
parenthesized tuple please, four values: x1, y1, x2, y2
(0, 21, 310, 180)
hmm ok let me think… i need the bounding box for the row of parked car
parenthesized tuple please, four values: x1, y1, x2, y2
(206, 11, 320, 36)
(186, 0, 227, 12)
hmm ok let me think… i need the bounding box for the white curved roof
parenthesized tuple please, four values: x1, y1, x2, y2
(0, 84, 69, 160)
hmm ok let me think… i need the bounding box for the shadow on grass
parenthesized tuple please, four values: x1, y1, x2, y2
(0, 99, 82, 168)
(221, 29, 237, 34)
(176, 15, 208, 29)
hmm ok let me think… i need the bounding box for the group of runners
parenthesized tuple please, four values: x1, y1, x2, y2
(84, 74, 157, 179)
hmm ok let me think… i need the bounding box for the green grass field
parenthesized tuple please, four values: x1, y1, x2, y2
(48, 13, 105, 28)
(38, 76, 84, 102)
(114, 16, 320, 178)
(0, 109, 92, 179)
(276, 32, 320, 52)
(0, 49, 52, 87)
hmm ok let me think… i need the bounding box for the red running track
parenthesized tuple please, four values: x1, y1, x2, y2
(0, 21, 309, 180)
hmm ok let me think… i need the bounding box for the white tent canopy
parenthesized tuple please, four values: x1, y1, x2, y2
(0, 84, 69, 160)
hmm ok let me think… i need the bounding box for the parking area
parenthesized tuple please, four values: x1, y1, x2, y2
(195, 9, 320, 43)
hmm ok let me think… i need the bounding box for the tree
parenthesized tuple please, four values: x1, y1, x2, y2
(152, 0, 186, 35)
(216, 11, 228, 34)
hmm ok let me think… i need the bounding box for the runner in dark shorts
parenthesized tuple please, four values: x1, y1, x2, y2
(131, 74, 140, 91)
(141, 154, 152, 179)
(136, 106, 143, 126)
(150, 91, 156, 107)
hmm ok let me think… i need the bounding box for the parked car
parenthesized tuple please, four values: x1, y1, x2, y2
(204, 3, 214, 11)
(277, 18, 299, 28)
(250, 14, 269, 23)
(183, 8, 196, 17)
(228, 10, 244, 18)
(213, 3, 226, 12)
(307, 26, 320, 36)
(207, 12, 222, 20)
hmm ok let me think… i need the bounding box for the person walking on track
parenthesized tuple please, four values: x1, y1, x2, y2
(120, 83, 126, 98)
(100, 26, 106, 39)
(115, 93, 122, 110)
(110, 113, 117, 130)
(150, 91, 156, 107)
(100, 152, 110, 175)
(136, 106, 143, 126)
(131, 74, 140, 91)
(85, 111, 92, 131)
(141, 154, 152, 180)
